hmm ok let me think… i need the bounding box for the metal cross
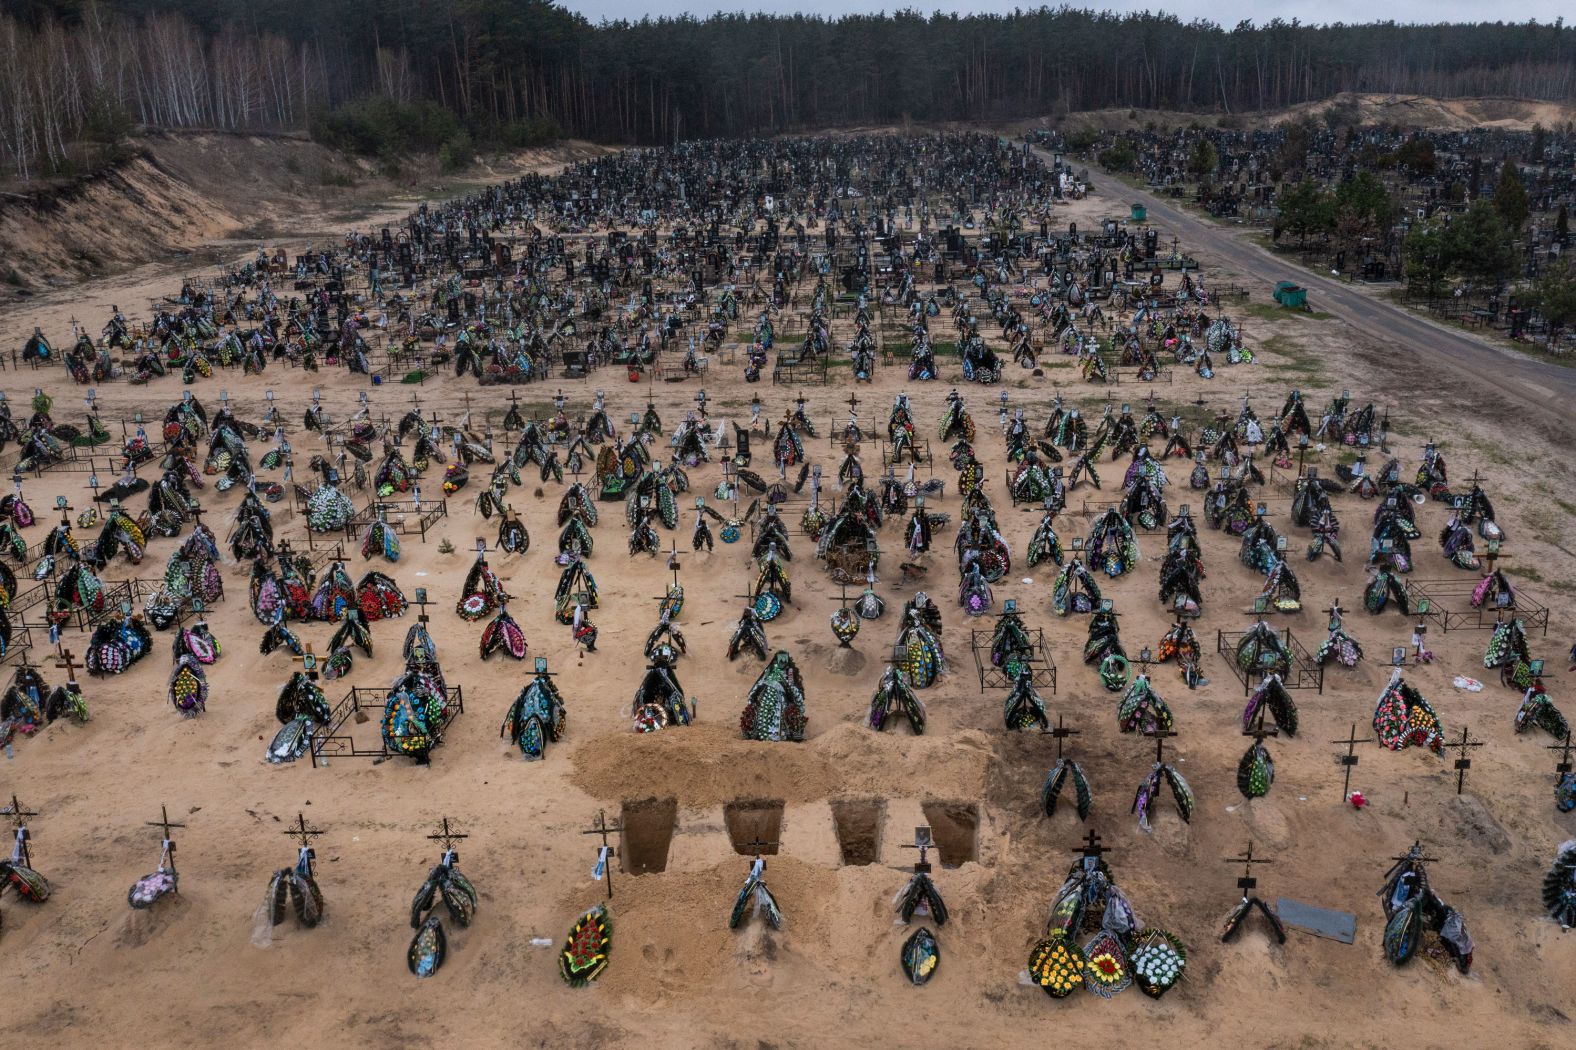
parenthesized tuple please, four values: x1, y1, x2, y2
(1391, 840, 1439, 866)
(1446, 726, 1485, 795)
(285, 812, 325, 849)
(1225, 841, 1272, 894)
(1550, 731, 1576, 776)
(738, 836, 779, 858)
(581, 809, 622, 899)
(147, 804, 186, 848)
(1074, 828, 1107, 861)
(1331, 723, 1369, 802)
(1044, 714, 1080, 760)
(426, 816, 469, 852)
(410, 587, 433, 625)
(899, 826, 933, 872)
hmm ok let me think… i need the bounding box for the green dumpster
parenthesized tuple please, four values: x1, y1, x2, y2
(1273, 281, 1307, 309)
(1130, 204, 1147, 222)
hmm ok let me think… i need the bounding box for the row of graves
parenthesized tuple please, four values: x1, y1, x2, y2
(10, 132, 1266, 404)
(2, 367, 1572, 995)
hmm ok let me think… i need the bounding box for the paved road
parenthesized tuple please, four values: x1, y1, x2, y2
(1063, 159, 1575, 439)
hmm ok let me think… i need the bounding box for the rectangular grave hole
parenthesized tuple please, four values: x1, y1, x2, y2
(830, 798, 885, 866)
(621, 797, 678, 875)
(921, 801, 979, 868)
(724, 799, 784, 856)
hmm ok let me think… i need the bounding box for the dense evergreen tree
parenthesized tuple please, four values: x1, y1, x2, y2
(4, 2, 1576, 177)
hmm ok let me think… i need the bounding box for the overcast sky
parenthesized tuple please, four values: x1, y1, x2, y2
(560, 0, 1569, 27)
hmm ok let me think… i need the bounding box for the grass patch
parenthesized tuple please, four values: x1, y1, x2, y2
(1257, 335, 1325, 381)
(1242, 301, 1333, 323)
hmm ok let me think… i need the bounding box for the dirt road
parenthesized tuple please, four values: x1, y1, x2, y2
(1068, 158, 1575, 441)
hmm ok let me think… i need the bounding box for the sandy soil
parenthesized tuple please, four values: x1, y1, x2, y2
(0, 149, 1573, 1050)
(0, 133, 608, 295)
(1010, 92, 1576, 135)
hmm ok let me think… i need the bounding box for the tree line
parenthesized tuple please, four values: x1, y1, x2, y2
(4, 1, 1576, 179)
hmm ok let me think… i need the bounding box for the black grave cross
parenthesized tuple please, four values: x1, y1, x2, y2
(1549, 731, 1576, 778)
(285, 812, 325, 850)
(1391, 840, 1439, 866)
(1446, 726, 1485, 796)
(147, 804, 186, 857)
(1226, 841, 1272, 895)
(4, 794, 38, 869)
(1331, 722, 1369, 803)
(1042, 713, 1081, 760)
(581, 809, 623, 900)
(426, 816, 469, 853)
(899, 825, 934, 872)
(738, 833, 779, 859)
(410, 587, 434, 626)
(1074, 828, 1108, 862)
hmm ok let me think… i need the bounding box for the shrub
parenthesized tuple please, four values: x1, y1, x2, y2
(439, 131, 474, 173)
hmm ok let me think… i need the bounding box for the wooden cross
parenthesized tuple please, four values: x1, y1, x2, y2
(54, 647, 82, 686)
(1550, 731, 1576, 776)
(147, 804, 186, 851)
(664, 540, 682, 588)
(694, 389, 709, 417)
(408, 390, 424, 413)
(55, 497, 72, 527)
(1244, 719, 1280, 744)
(1133, 646, 1155, 677)
(1074, 828, 1107, 861)
(5, 794, 37, 869)
(1225, 841, 1272, 894)
(581, 809, 622, 900)
(188, 502, 208, 529)
(1446, 725, 1484, 795)
(1044, 713, 1080, 760)
(900, 826, 934, 872)
(1331, 723, 1369, 802)
(1145, 728, 1178, 764)
(292, 644, 320, 683)
(504, 390, 523, 430)
(284, 812, 325, 850)
(410, 588, 433, 625)
(1482, 541, 1509, 577)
